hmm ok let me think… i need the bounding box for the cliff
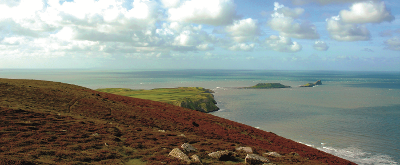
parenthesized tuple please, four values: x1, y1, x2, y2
(0, 78, 355, 165)
(97, 87, 219, 113)
(173, 92, 219, 113)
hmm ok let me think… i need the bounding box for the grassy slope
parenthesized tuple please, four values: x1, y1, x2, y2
(96, 87, 219, 112)
(0, 78, 355, 165)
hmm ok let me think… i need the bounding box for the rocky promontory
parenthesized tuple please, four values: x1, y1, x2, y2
(300, 80, 322, 87)
(96, 87, 219, 113)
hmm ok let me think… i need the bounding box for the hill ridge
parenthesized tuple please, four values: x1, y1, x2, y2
(0, 78, 355, 165)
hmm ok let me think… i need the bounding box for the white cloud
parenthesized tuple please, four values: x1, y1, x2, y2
(384, 37, 400, 51)
(264, 35, 302, 52)
(196, 44, 214, 51)
(225, 18, 260, 42)
(269, 17, 319, 39)
(1, 36, 27, 45)
(273, 2, 304, 19)
(161, 0, 181, 8)
(340, 1, 394, 24)
(268, 2, 319, 39)
(313, 41, 329, 51)
(228, 43, 255, 51)
(173, 30, 201, 47)
(326, 16, 370, 41)
(291, 0, 380, 5)
(167, 0, 237, 26)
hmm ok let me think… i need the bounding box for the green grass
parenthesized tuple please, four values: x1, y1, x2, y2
(96, 87, 219, 112)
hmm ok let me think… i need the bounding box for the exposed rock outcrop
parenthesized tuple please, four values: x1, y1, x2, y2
(208, 150, 236, 161)
(181, 143, 197, 152)
(235, 146, 253, 153)
(169, 148, 191, 163)
(263, 152, 282, 157)
(190, 154, 202, 164)
(245, 154, 270, 164)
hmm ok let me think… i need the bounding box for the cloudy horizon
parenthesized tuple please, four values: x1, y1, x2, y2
(1, 0, 400, 71)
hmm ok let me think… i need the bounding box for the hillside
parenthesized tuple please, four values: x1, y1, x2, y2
(96, 87, 219, 113)
(0, 78, 355, 165)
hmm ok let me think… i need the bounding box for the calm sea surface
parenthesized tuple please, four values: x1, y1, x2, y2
(1, 69, 399, 165)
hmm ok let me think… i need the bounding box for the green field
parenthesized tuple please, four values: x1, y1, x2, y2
(96, 87, 219, 112)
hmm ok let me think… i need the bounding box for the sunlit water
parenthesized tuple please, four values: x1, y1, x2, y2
(1, 69, 399, 165)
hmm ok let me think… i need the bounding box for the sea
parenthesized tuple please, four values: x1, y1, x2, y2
(1, 69, 399, 165)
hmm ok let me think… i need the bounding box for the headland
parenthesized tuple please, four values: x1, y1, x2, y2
(96, 87, 219, 113)
(0, 78, 354, 165)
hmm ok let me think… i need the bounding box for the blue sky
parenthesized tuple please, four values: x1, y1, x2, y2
(1, 0, 400, 71)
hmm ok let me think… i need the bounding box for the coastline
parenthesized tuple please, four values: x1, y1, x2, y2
(0, 78, 356, 164)
(1, 69, 399, 164)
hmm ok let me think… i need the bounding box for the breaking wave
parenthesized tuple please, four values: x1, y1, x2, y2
(299, 142, 398, 165)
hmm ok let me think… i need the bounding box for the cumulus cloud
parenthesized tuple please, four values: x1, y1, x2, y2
(167, 0, 238, 26)
(273, 2, 304, 19)
(161, 0, 181, 8)
(313, 41, 329, 51)
(326, 16, 370, 41)
(268, 2, 319, 39)
(228, 43, 255, 51)
(196, 44, 214, 51)
(384, 37, 400, 51)
(339, 1, 394, 24)
(225, 18, 261, 42)
(291, 0, 380, 5)
(264, 35, 302, 52)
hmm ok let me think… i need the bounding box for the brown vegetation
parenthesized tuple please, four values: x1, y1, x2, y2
(0, 78, 355, 165)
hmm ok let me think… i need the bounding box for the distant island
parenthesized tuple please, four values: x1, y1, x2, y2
(96, 87, 219, 113)
(300, 80, 322, 87)
(239, 83, 291, 89)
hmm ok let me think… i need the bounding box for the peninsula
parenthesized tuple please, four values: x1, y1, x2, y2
(0, 78, 354, 165)
(239, 83, 291, 89)
(300, 80, 322, 87)
(96, 87, 219, 113)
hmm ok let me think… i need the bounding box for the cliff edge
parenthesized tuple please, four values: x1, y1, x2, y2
(97, 87, 219, 113)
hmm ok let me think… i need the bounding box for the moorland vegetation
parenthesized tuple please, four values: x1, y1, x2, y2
(0, 78, 353, 165)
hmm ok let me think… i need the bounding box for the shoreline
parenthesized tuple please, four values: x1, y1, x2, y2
(0, 78, 356, 164)
(210, 86, 399, 165)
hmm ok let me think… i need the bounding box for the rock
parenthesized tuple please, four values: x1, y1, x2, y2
(169, 148, 191, 163)
(289, 152, 300, 156)
(263, 152, 282, 157)
(235, 146, 253, 153)
(190, 154, 202, 164)
(208, 150, 235, 161)
(245, 154, 270, 165)
(181, 143, 197, 152)
(300, 80, 322, 87)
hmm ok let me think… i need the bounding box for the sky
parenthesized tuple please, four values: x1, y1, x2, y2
(1, 0, 400, 71)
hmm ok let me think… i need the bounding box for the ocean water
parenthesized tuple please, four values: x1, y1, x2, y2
(1, 69, 399, 165)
